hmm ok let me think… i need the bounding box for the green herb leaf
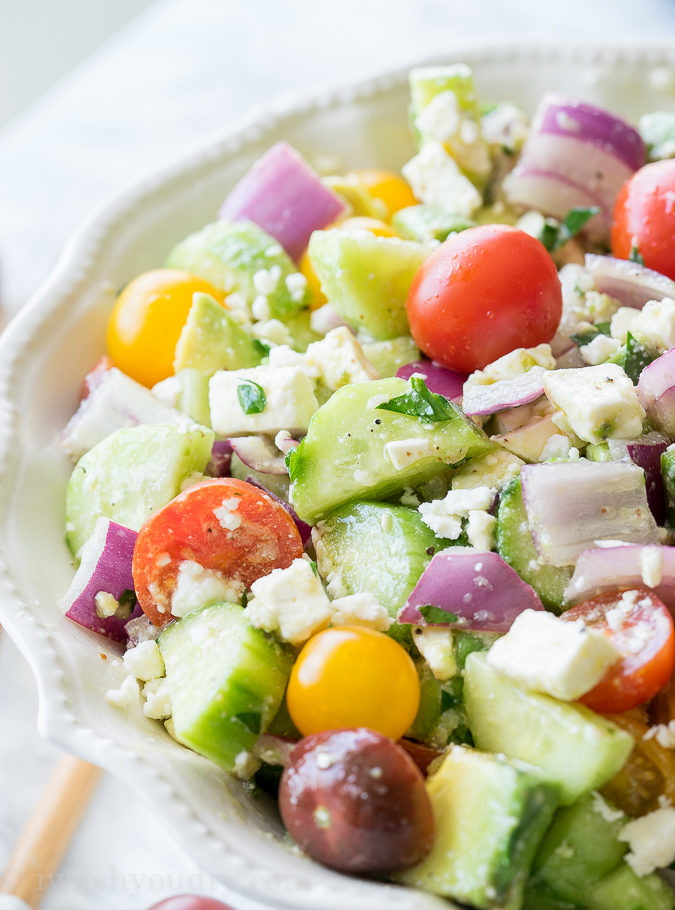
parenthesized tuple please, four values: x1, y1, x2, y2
(285, 441, 304, 482)
(629, 244, 645, 266)
(539, 206, 600, 253)
(237, 380, 266, 415)
(570, 321, 611, 348)
(252, 339, 271, 357)
(419, 604, 458, 624)
(624, 332, 654, 385)
(233, 711, 262, 735)
(376, 376, 457, 423)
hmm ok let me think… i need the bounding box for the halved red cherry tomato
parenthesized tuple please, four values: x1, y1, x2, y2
(611, 159, 675, 281)
(133, 478, 303, 627)
(406, 225, 562, 373)
(562, 588, 675, 714)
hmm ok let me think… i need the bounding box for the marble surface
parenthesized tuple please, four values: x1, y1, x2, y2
(1, 1, 675, 908)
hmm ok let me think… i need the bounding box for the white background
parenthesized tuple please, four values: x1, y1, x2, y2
(1, 1, 675, 909)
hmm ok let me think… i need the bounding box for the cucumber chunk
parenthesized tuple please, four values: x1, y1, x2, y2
(65, 423, 214, 560)
(361, 336, 420, 378)
(174, 368, 211, 427)
(392, 204, 475, 242)
(586, 863, 675, 910)
(399, 744, 559, 909)
(158, 602, 293, 772)
(464, 653, 634, 805)
(289, 377, 493, 522)
(496, 477, 572, 612)
(174, 292, 264, 374)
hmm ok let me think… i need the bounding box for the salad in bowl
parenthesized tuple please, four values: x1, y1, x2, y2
(2, 44, 675, 910)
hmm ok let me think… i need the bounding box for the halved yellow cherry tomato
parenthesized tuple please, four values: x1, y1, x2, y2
(348, 169, 418, 218)
(287, 626, 420, 740)
(299, 249, 328, 311)
(106, 269, 226, 387)
(337, 216, 398, 237)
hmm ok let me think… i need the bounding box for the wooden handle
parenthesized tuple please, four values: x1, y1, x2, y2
(0, 755, 102, 907)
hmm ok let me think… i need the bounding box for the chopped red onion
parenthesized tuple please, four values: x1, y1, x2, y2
(218, 142, 347, 261)
(585, 254, 675, 310)
(396, 360, 467, 400)
(504, 169, 607, 241)
(245, 477, 311, 546)
(564, 544, 675, 610)
(637, 347, 675, 435)
(461, 367, 547, 417)
(229, 435, 288, 475)
(398, 548, 543, 631)
(627, 439, 669, 526)
(521, 461, 660, 567)
(205, 439, 233, 477)
(59, 518, 140, 642)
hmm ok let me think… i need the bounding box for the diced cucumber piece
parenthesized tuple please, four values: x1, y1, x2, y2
(392, 204, 475, 242)
(289, 377, 493, 522)
(229, 452, 290, 501)
(65, 423, 214, 560)
(409, 64, 480, 121)
(313, 501, 449, 619)
(528, 793, 628, 905)
(361, 336, 420, 378)
(399, 745, 559, 909)
(496, 477, 572, 612)
(158, 602, 293, 772)
(174, 292, 264, 374)
(167, 221, 309, 317)
(174, 368, 211, 427)
(307, 230, 428, 340)
(586, 863, 675, 910)
(464, 653, 634, 805)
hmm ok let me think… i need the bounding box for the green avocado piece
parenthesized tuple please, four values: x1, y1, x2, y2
(321, 175, 387, 219)
(307, 230, 428, 340)
(174, 292, 264, 374)
(167, 220, 309, 317)
(288, 377, 493, 522)
(158, 602, 293, 772)
(281, 307, 321, 352)
(361, 336, 420, 377)
(173, 368, 211, 427)
(392, 204, 476, 242)
(464, 653, 634, 805)
(65, 423, 214, 560)
(399, 744, 559, 909)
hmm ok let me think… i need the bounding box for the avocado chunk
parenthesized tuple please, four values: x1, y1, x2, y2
(173, 368, 211, 427)
(496, 477, 573, 612)
(399, 744, 559, 909)
(288, 377, 493, 522)
(158, 601, 293, 773)
(361, 336, 420, 378)
(307, 230, 428, 340)
(464, 653, 634, 805)
(173, 292, 264, 374)
(65, 422, 214, 560)
(167, 220, 309, 317)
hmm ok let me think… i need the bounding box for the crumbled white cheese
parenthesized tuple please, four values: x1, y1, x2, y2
(247, 558, 331, 644)
(251, 318, 293, 347)
(232, 749, 261, 780)
(252, 265, 282, 297)
(542, 363, 646, 445)
(580, 334, 622, 365)
(482, 102, 529, 152)
(592, 791, 625, 823)
(622, 297, 675, 353)
(640, 546, 663, 588)
(251, 295, 272, 321)
(418, 486, 493, 539)
(213, 496, 242, 531)
(171, 560, 243, 619)
(305, 327, 378, 391)
(330, 592, 391, 631)
(402, 140, 482, 217)
(384, 437, 431, 471)
(94, 591, 122, 619)
(106, 675, 140, 709)
(415, 91, 491, 176)
(609, 306, 639, 342)
(619, 806, 675, 876)
(122, 640, 165, 681)
(285, 272, 308, 302)
(466, 510, 496, 551)
(465, 344, 556, 390)
(487, 609, 621, 701)
(539, 433, 573, 461)
(644, 720, 675, 749)
(412, 627, 456, 680)
(141, 677, 172, 720)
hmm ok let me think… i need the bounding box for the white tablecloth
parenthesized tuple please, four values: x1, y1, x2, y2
(1, 1, 675, 908)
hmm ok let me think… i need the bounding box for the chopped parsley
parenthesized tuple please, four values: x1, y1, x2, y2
(376, 376, 457, 423)
(237, 380, 266, 414)
(539, 206, 600, 253)
(629, 244, 645, 266)
(418, 604, 458, 624)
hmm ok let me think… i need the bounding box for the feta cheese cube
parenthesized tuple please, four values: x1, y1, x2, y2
(542, 363, 646, 445)
(330, 592, 391, 631)
(122, 640, 165, 681)
(170, 560, 244, 619)
(625, 297, 675, 353)
(487, 609, 621, 701)
(466, 510, 496, 551)
(106, 675, 140, 709)
(418, 486, 493, 539)
(412, 627, 457, 680)
(251, 318, 293, 346)
(305, 327, 378, 391)
(209, 365, 318, 436)
(384, 437, 431, 471)
(619, 806, 675, 876)
(142, 677, 172, 720)
(247, 557, 331, 644)
(580, 334, 621, 365)
(402, 140, 482, 217)
(465, 344, 556, 390)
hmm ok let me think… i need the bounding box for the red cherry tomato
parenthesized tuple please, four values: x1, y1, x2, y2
(611, 159, 675, 281)
(133, 478, 303, 627)
(406, 225, 562, 373)
(562, 588, 675, 713)
(147, 897, 234, 910)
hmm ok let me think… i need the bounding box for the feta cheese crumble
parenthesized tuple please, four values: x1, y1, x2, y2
(305, 327, 378, 391)
(213, 496, 242, 531)
(619, 805, 675, 876)
(644, 720, 675, 749)
(246, 557, 332, 644)
(402, 140, 482, 217)
(170, 560, 244, 618)
(412, 627, 456, 680)
(329, 592, 391, 631)
(418, 486, 493, 540)
(142, 677, 172, 720)
(122, 640, 165, 681)
(106, 675, 140, 709)
(384, 437, 431, 470)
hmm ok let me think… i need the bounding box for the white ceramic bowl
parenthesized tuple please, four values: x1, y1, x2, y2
(1, 41, 675, 910)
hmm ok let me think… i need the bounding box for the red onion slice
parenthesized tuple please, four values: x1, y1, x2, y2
(206, 439, 233, 477)
(637, 347, 675, 435)
(535, 95, 645, 172)
(396, 360, 467, 400)
(503, 169, 607, 241)
(461, 367, 546, 417)
(245, 477, 311, 546)
(218, 142, 347, 261)
(398, 548, 543, 631)
(627, 439, 669, 526)
(229, 435, 288, 475)
(585, 254, 675, 310)
(59, 518, 140, 642)
(521, 461, 660, 567)
(564, 544, 675, 610)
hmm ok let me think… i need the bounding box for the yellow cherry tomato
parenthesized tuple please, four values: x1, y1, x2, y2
(287, 626, 420, 740)
(348, 169, 418, 218)
(337, 216, 398, 238)
(299, 248, 328, 311)
(106, 270, 226, 387)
